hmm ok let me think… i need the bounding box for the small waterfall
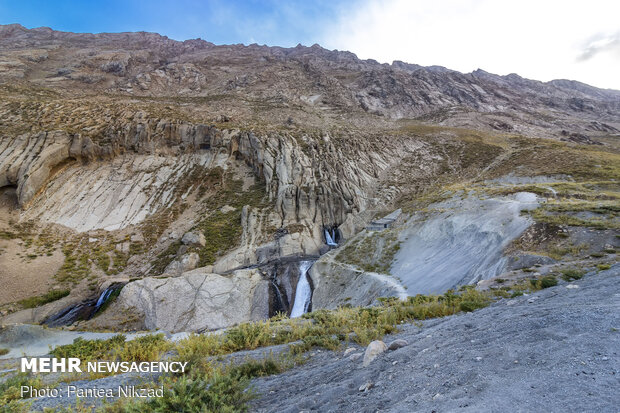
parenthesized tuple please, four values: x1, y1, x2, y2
(44, 284, 123, 327)
(270, 279, 287, 316)
(93, 285, 117, 314)
(325, 228, 338, 247)
(290, 261, 313, 318)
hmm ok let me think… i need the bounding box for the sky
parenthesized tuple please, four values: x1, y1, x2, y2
(1, 0, 619, 90)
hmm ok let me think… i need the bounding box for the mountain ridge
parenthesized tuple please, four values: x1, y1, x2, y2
(1, 23, 619, 141)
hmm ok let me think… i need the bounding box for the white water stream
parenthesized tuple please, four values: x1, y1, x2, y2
(290, 261, 313, 318)
(325, 228, 338, 247)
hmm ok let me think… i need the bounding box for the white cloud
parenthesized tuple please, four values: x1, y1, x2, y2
(320, 0, 620, 90)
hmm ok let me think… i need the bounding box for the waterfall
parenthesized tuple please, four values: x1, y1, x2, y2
(325, 228, 338, 247)
(44, 284, 123, 327)
(290, 261, 313, 318)
(93, 286, 115, 314)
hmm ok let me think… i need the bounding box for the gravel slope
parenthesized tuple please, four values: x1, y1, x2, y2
(251, 266, 620, 412)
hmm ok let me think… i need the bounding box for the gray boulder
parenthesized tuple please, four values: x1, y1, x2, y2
(387, 339, 408, 351)
(116, 268, 269, 332)
(181, 231, 206, 247)
(163, 252, 200, 276)
(363, 340, 387, 367)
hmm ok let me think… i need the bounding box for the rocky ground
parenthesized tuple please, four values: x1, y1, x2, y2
(251, 265, 620, 413)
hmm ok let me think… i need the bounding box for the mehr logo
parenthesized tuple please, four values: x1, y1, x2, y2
(21, 358, 82, 373)
(21, 358, 188, 373)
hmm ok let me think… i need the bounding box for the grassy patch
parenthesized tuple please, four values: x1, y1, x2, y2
(560, 268, 585, 281)
(50, 334, 171, 364)
(0, 348, 8, 356)
(176, 287, 492, 367)
(529, 275, 558, 289)
(194, 174, 268, 267)
(55, 244, 91, 284)
(17, 289, 70, 309)
(0, 372, 42, 406)
(336, 230, 401, 274)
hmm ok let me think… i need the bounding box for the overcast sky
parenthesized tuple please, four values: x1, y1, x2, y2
(1, 0, 619, 90)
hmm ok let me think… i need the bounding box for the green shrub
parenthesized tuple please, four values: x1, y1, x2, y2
(539, 275, 558, 289)
(0, 373, 42, 405)
(0, 348, 8, 356)
(597, 263, 611, 271)
(138, 374, 252, 413)
(460, 300, 488, 312)
(18, 289, 70, 309)
(560, 268, 585, 281)
(50, 334, 170, 363)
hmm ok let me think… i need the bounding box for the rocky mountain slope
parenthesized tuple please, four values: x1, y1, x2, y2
(0, 23, 618, 413)
(0, 24, 618, 329)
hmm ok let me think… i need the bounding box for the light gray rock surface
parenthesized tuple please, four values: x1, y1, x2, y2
(391, 192, 539, 295)
(116, 267, 270, 332)
(310, 253, 407, 310)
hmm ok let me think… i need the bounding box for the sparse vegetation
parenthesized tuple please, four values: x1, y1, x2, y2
(0, 372, 42, 407)
(50, 334, 171, 364)
(17, 289, 70, 309)
(561, 268, 585, 281)
(337, 230, 401, 274)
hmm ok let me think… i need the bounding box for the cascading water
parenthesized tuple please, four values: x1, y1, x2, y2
(44, 284, 123, 327)
(290, 261, 313, 318)
(93, 286, 115, 313)
(324, 228, 338, 247)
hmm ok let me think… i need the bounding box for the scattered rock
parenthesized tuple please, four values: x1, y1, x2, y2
(181, 231, 206, 247)
(220, 205, 236, 213)
(163, 253, 200, 276)
(115, 242, 130, 254)
(387, 339, 408, 351)
(566, 284, 580, 289)
(363, 340, 387, 367)
(358, 382, 374, 392)
(348, 352, 363, 362)
(344, 347, 356, 356)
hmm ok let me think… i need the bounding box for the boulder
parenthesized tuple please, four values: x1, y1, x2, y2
(116, 268, 269, 332)
(181, 231, 206, 247)
(362, 340, 387, 367)
(387, 339, 408, 351)
(163, 253, 200, 276)
(348, 352, 363, 362)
